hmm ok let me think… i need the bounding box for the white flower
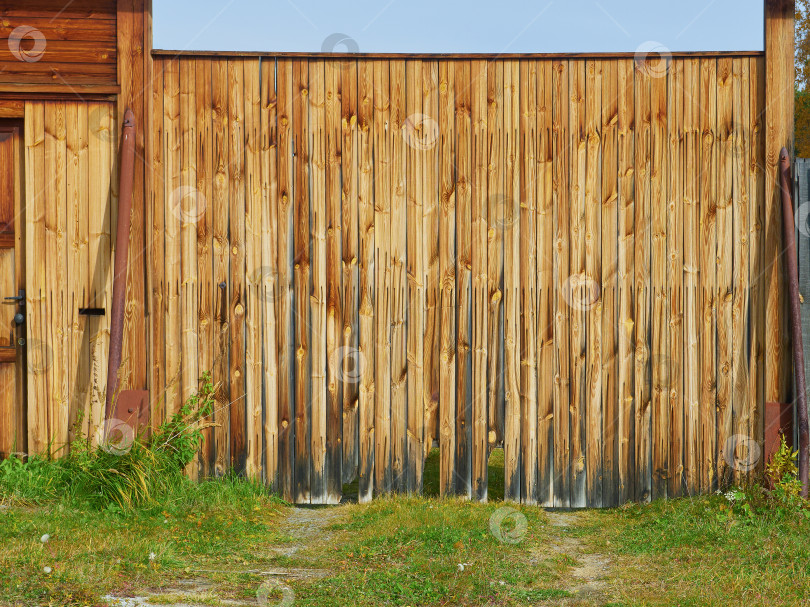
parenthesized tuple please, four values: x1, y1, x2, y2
(149, 552, 156, 561)
(724, 491, 736, 502)
(43, 566, 52, 574)
(457, 563, 465, 572)
(40, 534, 50, 543)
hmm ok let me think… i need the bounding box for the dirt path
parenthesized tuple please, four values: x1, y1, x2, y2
(542, 511, 612, 605)
(104, 505, 341, 607)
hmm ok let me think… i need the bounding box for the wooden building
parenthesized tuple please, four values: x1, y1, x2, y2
(0, 0, 797, 506)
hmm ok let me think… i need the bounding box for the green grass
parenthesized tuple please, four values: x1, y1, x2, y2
(3, 447, 810, 606)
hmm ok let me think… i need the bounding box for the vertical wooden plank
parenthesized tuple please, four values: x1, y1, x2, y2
(438, 60, 457, 496)
(357, 59, 375, 501)
(180, 58, 199, 478)
(617, 59, 636, 503)
(732, 57, 751, 484)
(405, 59, 425, 494)
(471, 59, 488, 501)
(196, 58, 214, 476)
(667, 59, 684, 498)
(683, 57, 701, 495)
(163, 59, 182, 423)
(749, 56, 766, 473)
(764, 0, 794, 435)
(487, 61, 504, 462)
(552, 59, 571, 508)
(149, 63, 166, 434)
(568, 60, 587, 508)
(373, 60, 392, 494)
(634, 59, 653, 502)
(455, 60, 473, 499)
(45, 102, 67, 451)
(602, 60, 619, 507)
(536, 60, 554, 506)
(309, 59, 328, 503)
(276, 59, 294, 497)
(650, 58, 669, 501)
(211, 58, 231, 478)
(293, 59, 312, 502)
(260, 57, 279, 488)
(518, 59, 538, 505)
(25, 103, 47, 454)
(699, 58, 718, 493)
(67, 103, 90, 444)
(228, 59, 247, 475)
(585, 59, 603, 507)
(341, 58, 360, 485)
(244, 58, 263, 480)
(502, 60, 521, 501)
(389, 59, 407, 493)
(422, 61, 440, 462)
(716, 56, 733, 487)
(324, 59, 343, 503)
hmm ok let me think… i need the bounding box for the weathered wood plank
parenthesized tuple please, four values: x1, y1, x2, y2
(324, 59, 343, 503)
(309, 59, 328, 504)
(438, 60, 457, 496)
(276, 59, 294, 498)
(536, 59, 554, 506)
(650, 58, 669, 501)
(699, 57, 718, 493)
(716, 56, 733, 487)
(502, 60, 520, 502)
(602, 60, 619, 507)
(373, 60, 392, 495)
(405, 59, 426, 494)
(568, 59, 586, 508)
(341, 58, 360, 486)
(617, 58, 636, 503)
(470, 59, 488, 501)
(667, 59, 684, 498)
(585, 59, 603, 507)
(552, 59, 570, 508)
(389, 59, 407, 493)
(293, 59, 312, 502)
(455, 60, 473, 499)
(519, 59, 538, 505)
(357, 60, 376, 502)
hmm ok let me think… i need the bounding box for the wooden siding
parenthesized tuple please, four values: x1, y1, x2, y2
(0, 0, 117, 92)
(140, 55, 769, 505)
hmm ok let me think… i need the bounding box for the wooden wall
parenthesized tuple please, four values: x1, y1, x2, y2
(24, 101, 118, 456)
(0, 0, 118, 93)
(147, 54, 768, 506)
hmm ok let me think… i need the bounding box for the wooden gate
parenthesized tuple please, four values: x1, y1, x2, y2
(147, 53, 768, 506)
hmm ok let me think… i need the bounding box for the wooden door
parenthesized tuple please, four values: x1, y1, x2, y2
(0, 121, 25, 458)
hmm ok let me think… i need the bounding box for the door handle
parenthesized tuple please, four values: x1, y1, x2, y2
(4, 289, 24, 306)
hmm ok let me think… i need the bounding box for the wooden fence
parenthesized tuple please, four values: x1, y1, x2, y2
(143, 54, 767, 506)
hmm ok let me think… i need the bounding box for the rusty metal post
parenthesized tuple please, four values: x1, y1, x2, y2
(779, 147, 809, 497)
(105, 108, 137, 421)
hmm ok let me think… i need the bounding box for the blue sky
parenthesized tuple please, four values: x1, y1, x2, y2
(153, 0, 763, 54)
